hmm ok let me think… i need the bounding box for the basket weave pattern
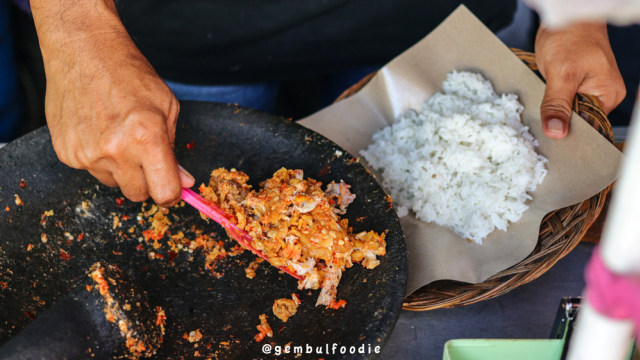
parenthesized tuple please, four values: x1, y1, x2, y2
(338, 49, 614, 311)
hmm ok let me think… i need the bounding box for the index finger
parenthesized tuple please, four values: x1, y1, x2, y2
(141, 136, 183, 208)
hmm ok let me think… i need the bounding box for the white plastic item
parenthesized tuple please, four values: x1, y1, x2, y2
(600, 107, 640, 275)
(524, 0, 640, 27)
(567, 301, 635, 360)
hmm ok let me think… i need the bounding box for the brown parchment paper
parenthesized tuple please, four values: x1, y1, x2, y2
(298, 5, 623, 296)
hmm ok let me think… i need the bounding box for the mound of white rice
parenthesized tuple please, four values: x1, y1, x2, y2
(360, 71, 548, 243)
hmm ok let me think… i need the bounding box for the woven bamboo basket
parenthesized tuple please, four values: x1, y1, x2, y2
(337, 49, 615, 311)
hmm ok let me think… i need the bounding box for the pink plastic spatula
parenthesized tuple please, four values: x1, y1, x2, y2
(181, 188, 303, 280)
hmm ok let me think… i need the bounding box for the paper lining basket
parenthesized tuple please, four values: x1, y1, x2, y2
(337, 49, 614, 311)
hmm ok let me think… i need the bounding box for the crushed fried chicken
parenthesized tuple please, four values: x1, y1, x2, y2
(245, 258, 264, 279)
(254, 314, 273, 342)
(200, 167, 387, 307)
(272, 293, 301, 322)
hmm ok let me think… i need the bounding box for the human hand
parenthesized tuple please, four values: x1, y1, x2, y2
(31, 0, 194, 207)
(535, 22, 626, 139)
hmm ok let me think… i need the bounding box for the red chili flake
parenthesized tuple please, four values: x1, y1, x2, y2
(86, 284, 93, 292)
(24, 311, 36, 320)
(4, 206, 9, 212)
(136, 244, 145, 251)
(206, 343, 212, 349)
(318, 165, 330, 177)
(356, 216, 366, 222)
(142, 230, 153, 241)
(0, 281, 7, 290)
(112, 250, 123, 255)
(186, 141, 195, 150)
(121, 214, 130, 221)
(77, 233, 84, 241)
(155, 306, 166, 326)
(59, 249, 73, 261)
(167, 250, 177, 263)
(26, 244, 34, 251)
(115, 197, 125, 206)
(385, 195, 393, 210)
(327, 299, 347, 309)
(142, 229, 163, 241)
(19, 179, 27, 189)
(140, 267, 148, 272)
(154, 253, 165, 259)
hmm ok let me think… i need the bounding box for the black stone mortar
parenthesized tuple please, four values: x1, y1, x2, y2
(0, 262, 163, 359)
(0, 101, 407, 359)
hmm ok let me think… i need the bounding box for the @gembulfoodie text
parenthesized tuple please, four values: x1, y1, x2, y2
(261, 343, 382, 356)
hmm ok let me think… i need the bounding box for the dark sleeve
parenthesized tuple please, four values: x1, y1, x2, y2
(117, 0, 517, 84)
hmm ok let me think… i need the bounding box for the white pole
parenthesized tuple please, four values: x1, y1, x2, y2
(567, 97, 640, 360)
(567, 301, 635, 360)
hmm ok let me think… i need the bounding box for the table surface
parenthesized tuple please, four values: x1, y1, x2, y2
(380, 242, 594, 360)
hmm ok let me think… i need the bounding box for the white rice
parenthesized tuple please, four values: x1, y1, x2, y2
(360, 71, 548, 243)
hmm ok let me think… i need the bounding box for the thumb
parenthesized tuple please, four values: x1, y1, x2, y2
(540, 76, 577, 139)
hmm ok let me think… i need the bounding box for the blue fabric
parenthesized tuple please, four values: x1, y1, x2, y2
(320, 66, 379, 107)
(0, 0, 21, 142)
(164, 66, 377, 116)
(164, 80, 280, 113)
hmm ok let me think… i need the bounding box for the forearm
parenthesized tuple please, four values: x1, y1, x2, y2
(30, 0, 188, 207)
(31, 0, 127, 59)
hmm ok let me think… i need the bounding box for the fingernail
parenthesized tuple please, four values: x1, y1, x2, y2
(178, 165, 195, 186)
(547, 118, 565, 133)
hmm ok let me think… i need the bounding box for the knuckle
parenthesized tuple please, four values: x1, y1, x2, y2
(51, 141, 71, 164)
(126, 191, 150, 203)
(127, 114, 167, 148)
(541, 98, 572, 115)
(99, 135, 124, 159)
(120, 182, 150, 202)
(153, 191, 181, 208)
(52, 140, 83, 169)
(554, 66, 579, 84)
(544, 59, 581, 85)
(56, 153, 76, 168)
(173, 98, 180, 113)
